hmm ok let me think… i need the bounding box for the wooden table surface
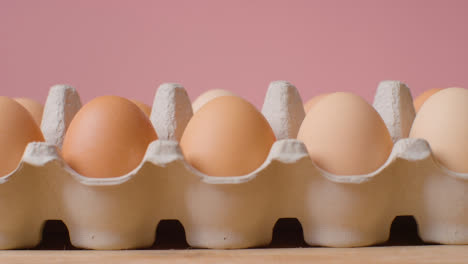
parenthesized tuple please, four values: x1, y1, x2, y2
(0, 246, 467, 264)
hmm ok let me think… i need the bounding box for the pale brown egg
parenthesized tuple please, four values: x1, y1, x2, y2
(14, 97, 44, 125)
(304, 94, 329, 113)
(130, 99, 152, 116)
(62, 96, 158, 178)
(192, 89, 236, 113)
(413, 88, 442, 112)
(297, 92, 393, 175)
(410, 87, 468, 173)
(181, 96, 276, 176)
(0, 97, 44, 176)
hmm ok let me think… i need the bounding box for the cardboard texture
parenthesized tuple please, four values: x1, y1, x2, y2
(0, 80, 467, 249)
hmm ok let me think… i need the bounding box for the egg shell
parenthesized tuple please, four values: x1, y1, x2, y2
(192, 89, 236, 113)
(130, 99, 152, 116)
(298, 92, 393, 175)
(413, 88, 442, 112)
(2, 81, 468, 250)
(14, 98, 44, 126)
(181, 95, 276, 176)
(0, 97, 44, 176)
(62, 96, 158, 178)
(303, 94, 328, 113)
(410, 87, 468, 173)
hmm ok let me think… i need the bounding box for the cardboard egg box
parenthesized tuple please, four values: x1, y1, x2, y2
(1, 80, 467, 250)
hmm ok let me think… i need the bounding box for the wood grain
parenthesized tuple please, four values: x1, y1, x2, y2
(0, 246, 467, 264)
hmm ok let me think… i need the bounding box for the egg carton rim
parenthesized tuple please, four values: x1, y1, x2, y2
(4, 80, 464, 185)
(1, 136, 466, 187)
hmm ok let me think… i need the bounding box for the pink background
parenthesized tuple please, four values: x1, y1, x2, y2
(1, 0, 468, 107)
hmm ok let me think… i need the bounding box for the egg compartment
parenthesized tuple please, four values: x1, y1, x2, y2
(1, 81, 468, 250)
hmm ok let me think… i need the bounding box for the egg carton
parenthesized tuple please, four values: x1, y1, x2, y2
(1, 80, 467, 250)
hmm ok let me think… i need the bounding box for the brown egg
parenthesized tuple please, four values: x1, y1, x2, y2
(297, 92, 393, 175)
(192, 89, 237, 113)
(413, 88, 442, 112)
(62, 96, 158, 178)
(14, 97, 44, 125)
(130, 99, 152, 116)
(304, 94, 329, 113)
(0, 97, 44, 176)
(410, 87, 468, 172)
(181, 96, 276, 176)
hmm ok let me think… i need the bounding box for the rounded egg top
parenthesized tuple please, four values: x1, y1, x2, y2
(0, 97, 44, 176)
(297, 92, 393, 175)
(410, 87, 468, 173)
(62, 96, 158, 178)
(181, 95, 276, 177)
